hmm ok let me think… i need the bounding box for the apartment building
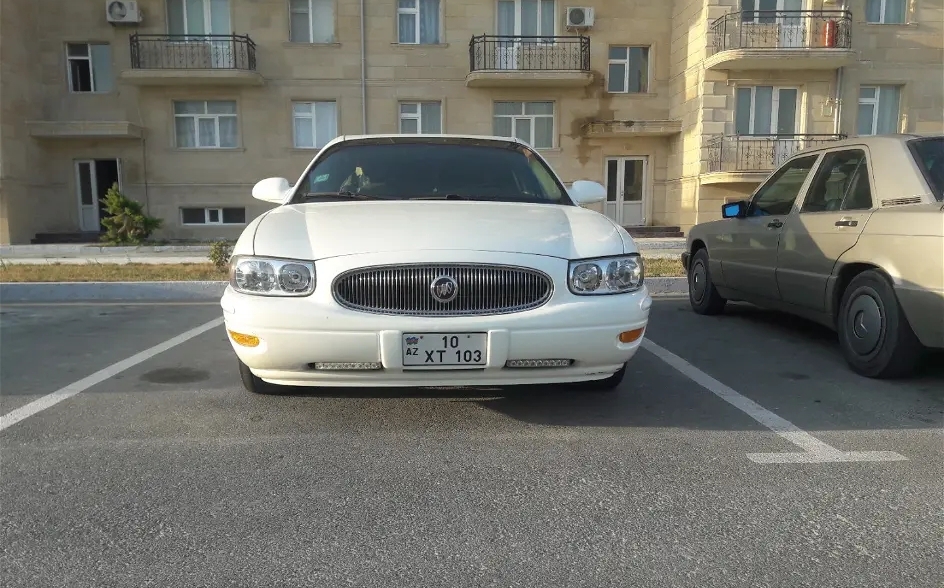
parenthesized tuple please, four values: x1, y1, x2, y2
(0, 0, 941, 244)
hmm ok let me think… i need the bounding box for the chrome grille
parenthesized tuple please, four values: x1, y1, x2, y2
(332, 263, 554, 316)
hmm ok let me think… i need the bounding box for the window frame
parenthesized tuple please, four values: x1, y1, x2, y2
(292, 100, 339, 149)
(496, 0, 556, 37)
(799, 149, 875, 213)
(396, 0, 440, 44)
(398, 101, 443, 134)
(606, 45, 650, 94)
(865, 0, 906, 24)
(735, 85, 800, 136)
(180, 206, 247, 225)
(288, 0, 335, 43)
(172, 100, 239, 149)
(66, 42, 113, 93)
(492, 101, 555, 150)
(747, 153, 820, 216)
(856, 85, 901, 136)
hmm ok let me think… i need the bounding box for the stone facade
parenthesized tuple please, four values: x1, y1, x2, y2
(0, 0, 941, 244)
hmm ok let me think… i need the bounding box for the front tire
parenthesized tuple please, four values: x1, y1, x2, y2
(238, 358, 283, 395)
(688, 248, 726, 315)
(837, 270, 924, 379)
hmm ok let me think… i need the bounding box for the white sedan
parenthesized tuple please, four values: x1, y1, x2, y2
(221, 134, 652, 394)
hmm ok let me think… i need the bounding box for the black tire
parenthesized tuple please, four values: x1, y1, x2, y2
(579, 362, 627, 392)
(688, 248, 727, 315)
(238, 357, 283, 395)
(837, 270, 924, 379)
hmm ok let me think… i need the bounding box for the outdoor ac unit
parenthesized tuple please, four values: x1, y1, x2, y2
(105, 0, 142, 24)
(566, 7, 595, 28)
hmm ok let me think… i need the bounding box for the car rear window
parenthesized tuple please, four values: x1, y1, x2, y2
(908, 137, 944, 201)
(291, 139, 572, 205)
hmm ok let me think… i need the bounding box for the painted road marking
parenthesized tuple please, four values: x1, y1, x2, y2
(641, 339, 908, 464)
(0, 317, 224, 433)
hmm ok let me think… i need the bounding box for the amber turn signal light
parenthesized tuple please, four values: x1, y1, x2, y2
(618, 328, 645, 344)
(228, 330, 260, 347)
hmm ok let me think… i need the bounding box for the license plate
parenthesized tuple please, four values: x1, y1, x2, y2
(402, 333, 487, 367)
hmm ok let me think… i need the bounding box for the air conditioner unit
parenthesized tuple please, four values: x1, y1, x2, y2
(105, 0, 142, 24)
(566, 7, 595, 28)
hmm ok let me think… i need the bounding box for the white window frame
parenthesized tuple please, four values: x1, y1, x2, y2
(865, 0, 906, 24)
(180, 207, 246, 225)
(857, 85, 901, 135)
(606, 45, 649, 94)
(398, 101, 443, 134)
(288, 0, 335, 43)
(292, 101, 338, 149)
(66, 43, 112, 93)
(397, 0, 440, 44)
(496, 0, 556, 37)
(492, 101, 555, 149)
(735, 86, 799, 135)
(173, 100, 239, 149)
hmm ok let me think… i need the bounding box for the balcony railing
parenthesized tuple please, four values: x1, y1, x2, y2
(469, 35, 590, 72)
(706, 134, 846, 174)
(130, 33, 257, 70)
(709, 11, 852, 55)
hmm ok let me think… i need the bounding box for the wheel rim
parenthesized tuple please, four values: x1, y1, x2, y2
(690, 260, 707, 303)
(845, 289, 884, 356)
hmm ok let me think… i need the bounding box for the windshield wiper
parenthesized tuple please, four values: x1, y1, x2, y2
(408, 194, 470, 200)
(298, 190, 380, 201)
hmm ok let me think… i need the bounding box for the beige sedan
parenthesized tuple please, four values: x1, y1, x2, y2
(681, 134, 944, 379)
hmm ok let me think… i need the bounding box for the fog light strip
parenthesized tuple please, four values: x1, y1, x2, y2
(312, 362, 383, 370)
(505, 359, 573, 368)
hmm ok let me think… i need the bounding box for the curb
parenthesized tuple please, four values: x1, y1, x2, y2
(0, 278, 689, 303)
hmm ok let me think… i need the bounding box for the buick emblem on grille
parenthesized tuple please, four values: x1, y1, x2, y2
(429, 275, 459, 303)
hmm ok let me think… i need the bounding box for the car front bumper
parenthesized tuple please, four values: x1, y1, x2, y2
(220, 280, 653, 388)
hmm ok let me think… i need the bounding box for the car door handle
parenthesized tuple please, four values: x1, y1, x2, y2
(835, 218, 858, 227)
(766, 220, 783, 229)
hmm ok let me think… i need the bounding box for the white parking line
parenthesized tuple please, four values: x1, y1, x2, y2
(0, 317, 223, 433)
(641, 339, 908, 464)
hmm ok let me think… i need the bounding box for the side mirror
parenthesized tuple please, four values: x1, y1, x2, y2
(252, 177, 291, 203)
(569, 180, 607, 205)
(722, 200, 748, 219)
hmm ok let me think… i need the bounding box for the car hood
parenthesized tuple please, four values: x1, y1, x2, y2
(249, 200, 631, 260)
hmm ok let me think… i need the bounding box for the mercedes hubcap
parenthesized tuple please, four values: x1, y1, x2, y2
(691, 262, 707, 302)
(847, 293, 883, 355)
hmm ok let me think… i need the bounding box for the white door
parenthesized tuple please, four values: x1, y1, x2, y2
(604, 157, 647, 227)
(777, 0, 804, 48)
(76, 160, 121, 232)
(168, 0, 232, 67)
(495, 0, 555, 70)
(735, 86, 799, 169)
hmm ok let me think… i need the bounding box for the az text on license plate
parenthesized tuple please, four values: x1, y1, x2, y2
(402, 333, 487, 367)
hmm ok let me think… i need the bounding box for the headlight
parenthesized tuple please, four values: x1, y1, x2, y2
(568, 254, 644, 295)
(229, 255, 316, 297)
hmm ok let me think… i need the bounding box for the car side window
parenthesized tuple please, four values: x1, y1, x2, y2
(748, 154, 819, 217)
(800, 149, 873, 213)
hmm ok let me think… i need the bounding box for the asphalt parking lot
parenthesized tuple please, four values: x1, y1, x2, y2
(1, 297, 942, 588)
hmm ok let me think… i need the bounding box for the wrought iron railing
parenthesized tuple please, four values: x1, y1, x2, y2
(130, 33, 257, 70)
(709, 11, 852, 55)
(469, 35, 590, 72)
(706, 134, 846, 173)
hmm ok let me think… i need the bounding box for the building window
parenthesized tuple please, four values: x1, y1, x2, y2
(181, 207, 247, 225)
(857, 85, 901, 135)
(399, 102, 442, 134)
(735, 86, 798, 135)
(293, 101, 338, 148)
(865, 0, 906, 24)
(607, 46, 649, 93)
(493, 101, 554, 149)
(397, 0, 440, 44)
(168, 0, 232, 35)
(174, 101, 238, 148)
(289, 0, 335, 43)
(67, 43, 114, 93)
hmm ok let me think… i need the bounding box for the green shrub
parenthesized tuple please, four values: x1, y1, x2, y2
(100, 183, 163, 245)
(209, 240, 233, 272)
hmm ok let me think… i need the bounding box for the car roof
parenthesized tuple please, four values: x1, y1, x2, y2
(329, 133, 531, 145)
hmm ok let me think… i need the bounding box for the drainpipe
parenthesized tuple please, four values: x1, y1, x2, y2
(833, 0, 849, 135)
(360, 0, 367, 133)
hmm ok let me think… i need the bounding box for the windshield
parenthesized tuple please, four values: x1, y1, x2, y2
(289, 139, 573, 205)
(907, 137, 944, 201)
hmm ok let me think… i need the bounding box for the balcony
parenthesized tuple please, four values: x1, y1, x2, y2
(703, 134, 845, 184)
(120, 34, 264, 86)
(466, 35, 593, 88)
(705, 11, 854, 71)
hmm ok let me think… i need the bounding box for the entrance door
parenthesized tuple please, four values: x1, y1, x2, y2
(495, 0, 555, 69)
(604, 157, 647, 227)
(76, 160, 120, 232)
(167, 0, 232, 67)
